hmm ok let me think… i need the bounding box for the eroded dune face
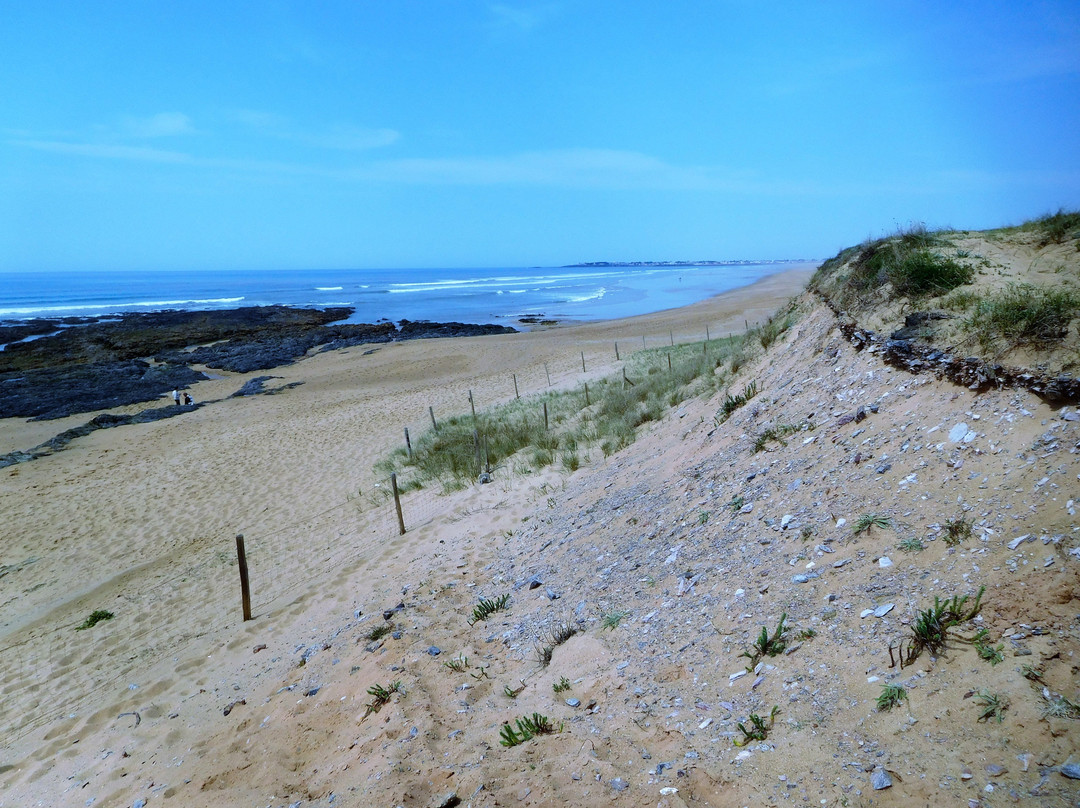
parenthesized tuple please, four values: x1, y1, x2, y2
(2, 230, 1079, 807)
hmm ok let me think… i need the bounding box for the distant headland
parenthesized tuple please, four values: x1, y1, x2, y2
(563, 258, 816, 268)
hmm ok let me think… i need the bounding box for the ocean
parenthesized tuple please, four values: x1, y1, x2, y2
(0, 263, 810, 326)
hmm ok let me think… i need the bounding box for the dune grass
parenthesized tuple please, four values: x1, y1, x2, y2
(374, 306, 801, 491)
(813, 223, 974, 306)
(963, 283, 1080, 351)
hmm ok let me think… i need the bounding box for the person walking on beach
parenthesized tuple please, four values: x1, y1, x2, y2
(183, 393, 193, 406)
(171, 389, 180, 406)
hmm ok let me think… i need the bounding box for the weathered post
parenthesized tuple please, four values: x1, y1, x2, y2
(543, 401, 549, 430)
(615, 341, 620, 360)
(429, 406, 438, 431)
(545, 363, 551, 387)
(235, 534, 252, 622)
(667, 353, 672, 372)
(513, 373, 519, 399)
(391, 473, 405, 535)
(706, 324, 710, 342)
(472, 429, 483, 475)
(669, 330, 674, 346)
(469, 389, 477, 428)
(642, 335, 646, 349)
(584, 382, 590, 407)
(580, 351, 586, 373)
(404, 427, 413, 461)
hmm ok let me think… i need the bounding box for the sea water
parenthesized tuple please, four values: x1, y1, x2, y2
(0, 263, 810, 325)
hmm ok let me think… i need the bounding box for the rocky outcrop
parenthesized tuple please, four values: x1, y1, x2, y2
(819, 297, 1080, 404)
(1, 308, 517, 420)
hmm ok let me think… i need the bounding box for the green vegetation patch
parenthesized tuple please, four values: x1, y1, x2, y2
(964, 283, 1080, 350)
(75, 609, 114, 630)
(375, 304, 802, 491)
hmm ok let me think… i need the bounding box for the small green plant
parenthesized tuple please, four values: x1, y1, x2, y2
(876, 683, 907, 712)
(942, 516, 973, 546)
(698, 510, 711, 525)
(728, 495, 745, 512)
(75, 609, 114, 631)
(974, 690, 1008, 723)
(553, 676, 572, 693)
(499, 712, 555, 747)
(365, 622, 393, 642)
(853, 513, 891, 535)
(796, 628, 816, 641)
(716, 381, 758, 424)
(972, 629, 1004, 666)
(503, 683, 525, 699)
(893, 586, 985, 668)
(898, 537, 925, 553)
(733, 705, 780, 746)
(1021, 663, 1043, 682)
(444, 654, 469, 673)
(468, 593, 511, 625)
(752, 422, 809, 453)
(741, 613, 787, 668)
(363, 681, 403, 719)
(470, 664, 490, 680)
(601, 609, 630, 630)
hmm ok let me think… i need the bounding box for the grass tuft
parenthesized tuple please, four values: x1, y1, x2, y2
(974, 690, 1008, 723)
(363, 681, 403, 719)
(499, 712, 555, 747)
(964, 284, 1080, 351)
(75, 609, 114, 631)
(468, 593, 511, 625)
(740, 613, 787, 668)
(853, 513, 891, 535)
(876, 684, 907, 712)
(733, 705, 780, 746)
(942, 516, 973, 546)
(601, 609, 630, 631)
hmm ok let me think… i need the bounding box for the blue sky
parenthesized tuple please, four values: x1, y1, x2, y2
(2, 1, 1078, 271)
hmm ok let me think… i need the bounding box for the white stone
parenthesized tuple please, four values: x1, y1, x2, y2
(948, 423, 969, 442)
(1007, 535, 1030, 550)
(878, 556, 893, 568)
(873, 603, 895, 617)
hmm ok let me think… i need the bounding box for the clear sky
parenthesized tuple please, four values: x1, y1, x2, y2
(2, 1, 1078, 271)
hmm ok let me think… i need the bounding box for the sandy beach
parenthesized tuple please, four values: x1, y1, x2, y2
(1, 268, 811, 806)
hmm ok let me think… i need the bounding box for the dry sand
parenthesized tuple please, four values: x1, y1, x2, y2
(1, 268, 813, 806)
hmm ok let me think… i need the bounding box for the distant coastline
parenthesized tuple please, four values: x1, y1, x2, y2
(563, 258, 816, 268)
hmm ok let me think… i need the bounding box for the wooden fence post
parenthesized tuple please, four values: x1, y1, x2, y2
(404, 427, 413, 461)
(235, 534, 252, 622)
(391, 473, 405, 535)
(545, 363, 551, 387)
(580, 351, 586, 373)
(706, 325, 710, 341)
(513, 373, 519, 399)
(469, 389, 477, 428)
(472, 429, 483, 475)
(429, 406, 438, 431)
(584, 382, 590, 407)
(615, 341, 620, 360)
(667, 353, 672, 372)
(669, 330, 673, 346)
(642, 335, 646, 349)
(543, 401, 549, 430)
